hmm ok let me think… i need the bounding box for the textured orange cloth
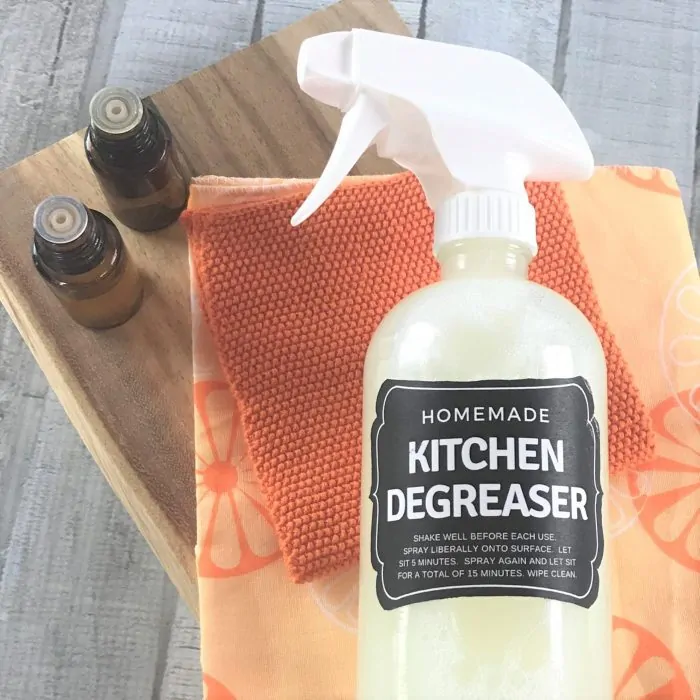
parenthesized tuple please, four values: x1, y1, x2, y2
(185, 171, 654, 584)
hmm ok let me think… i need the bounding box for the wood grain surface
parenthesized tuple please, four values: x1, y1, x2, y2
(0, 0, 408, 616)
(424, 0, 562, 81)
(562, 0, 700, 205)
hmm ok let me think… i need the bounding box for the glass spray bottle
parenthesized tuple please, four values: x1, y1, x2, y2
(292, 30, 611, 700)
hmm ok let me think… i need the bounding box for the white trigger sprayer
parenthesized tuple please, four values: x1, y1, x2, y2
(291, 29, 594, 256)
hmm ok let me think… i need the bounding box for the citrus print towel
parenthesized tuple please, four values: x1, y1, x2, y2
(189, 167, 699, 699)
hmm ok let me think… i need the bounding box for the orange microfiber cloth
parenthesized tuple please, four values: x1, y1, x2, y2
(185, 171, 655, 584)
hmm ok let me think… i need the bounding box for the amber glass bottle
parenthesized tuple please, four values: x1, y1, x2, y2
(84, 87, 189, 232)
(32, 196, 143, 329)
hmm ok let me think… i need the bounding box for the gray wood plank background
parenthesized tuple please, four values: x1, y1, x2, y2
(0, 1, 698, 698)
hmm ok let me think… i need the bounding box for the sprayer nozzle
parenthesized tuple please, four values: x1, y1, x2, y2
(297, 31, 355, 110)
(292, 93, 387, 226)
(290, 205, 313, 228)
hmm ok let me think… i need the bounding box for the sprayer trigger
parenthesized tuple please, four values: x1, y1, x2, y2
(291, 93, 387, 227)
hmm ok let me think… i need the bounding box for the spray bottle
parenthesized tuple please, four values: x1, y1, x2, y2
(292, 30, 610, 700)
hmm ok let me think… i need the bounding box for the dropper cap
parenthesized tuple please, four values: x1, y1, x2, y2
(88, 87, 144, 139)
(33, 195, 89, 247)
(32, 196, 107, 275)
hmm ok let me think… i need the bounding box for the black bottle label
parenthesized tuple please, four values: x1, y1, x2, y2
(370, 378, 603, 611)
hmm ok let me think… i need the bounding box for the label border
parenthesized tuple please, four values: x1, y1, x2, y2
(370, 378, 604, 610)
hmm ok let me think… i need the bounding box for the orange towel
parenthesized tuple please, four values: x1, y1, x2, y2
(185, 171, 654, 584)
(188, 166, 699, 699)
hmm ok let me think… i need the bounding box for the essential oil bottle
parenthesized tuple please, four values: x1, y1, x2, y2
(32, 196, 143, 329)
(84, 86, 189, 232)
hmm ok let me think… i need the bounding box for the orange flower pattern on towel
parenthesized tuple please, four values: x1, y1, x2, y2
(659, 264, 700, 426)
(608, 468, 653, 539)
(614, 166, 682, 198)
(203, 673, 237, 700)
(613, 617, 693, 699)
(195, 379, 281, 577)
(310, 563, 359, 631)
(629, 392, 700, 572)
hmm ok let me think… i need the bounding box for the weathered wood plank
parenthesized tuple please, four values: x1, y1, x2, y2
(0, 3, 188, 700)
(423, 0, 562, 81)
(0, 392, 173, 700)
(77, 0, 129, 126)
(261, 0, 423, 37)
(562, 0, 700, 209)
(392, 1, 423, 36)
(690, 113, 700, 257)
(0, 0, 111, 167)
(159, 599, 202, 700)
(0, 319, 48, 578)
(107, 0, 259, 93)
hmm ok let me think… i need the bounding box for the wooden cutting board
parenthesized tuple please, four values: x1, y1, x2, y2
(0, 0, 407, 614)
